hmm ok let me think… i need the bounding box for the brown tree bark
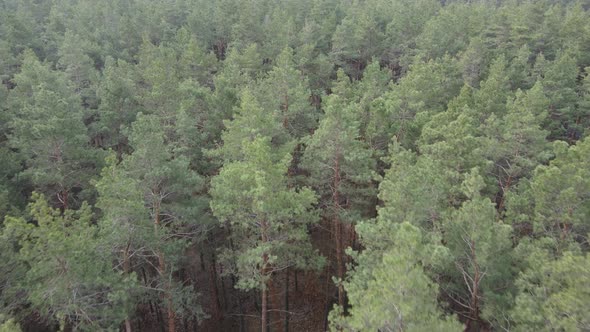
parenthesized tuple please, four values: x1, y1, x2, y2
(462, 239, 482, 332)
(333, 154, 345, 309)
(123, 242, 133, 332)
(269, 277, 282, 332)
(167, 294, 176, 332)
(261, 283, 268, 332)
(154, 199, 176, 332)
(284, 269, 289, 332)
(261, 219, 270, 332)
(208, 253, 222, 323)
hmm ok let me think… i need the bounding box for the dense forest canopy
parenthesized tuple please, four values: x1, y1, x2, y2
(1, 0, 590, 331)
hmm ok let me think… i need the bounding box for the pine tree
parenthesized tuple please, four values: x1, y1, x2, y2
(528, 137, 590, 246)
(574, 66, 590, 139)
(417, 3, 487, 59)
(481, 82, 550, 212)
(255, 47, 317, 139)
(210, 88, 322, 331)
(437, 169, 515, 331)
(7, 50, 102, 210)
(377, 142, 450, 230)
(91, 56, 140, 152)
(2, 193, 134, 331)
(331, 6, 383, 80)
(0, 82, 23, 217)
(511, 246, 590, 331)
(301, 93, 375, 310)
(210, 137, 322, 332)
(540, 52, 580, 141)
(57, 30, 99, 108)
(95, 113, 208, 332)
(369, 56, 462, 150)
(330, 222, 462, 332)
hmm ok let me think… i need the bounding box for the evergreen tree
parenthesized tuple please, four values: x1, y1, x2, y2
(2, 193, 134, 331)
(210, 87, 322, 331)
(57, 30, 99, 109)
(91, 57, 140, 152)
(481, 82, 550, 212)
(369, 56, 462, 150)
(540, 52, 580, 141)
(255, 47, 317, 139)
(437, 169, 515, 331)
(95, 113, 208, 332)
(511, 246, 590, 331)
(574, 66, 590, 139)
(7, 51, 101, 210)
(210, 137, 322, 332)
(301, 93, 375, 310)
(527, 138, 590, 246)
(331, 5, 383, 80)
(330, 223, 461, 332)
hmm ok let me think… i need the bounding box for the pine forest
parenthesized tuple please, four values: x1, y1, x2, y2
(1, 0, 590, 331)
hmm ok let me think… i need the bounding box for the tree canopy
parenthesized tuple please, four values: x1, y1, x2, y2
(1, 0, 590, 331)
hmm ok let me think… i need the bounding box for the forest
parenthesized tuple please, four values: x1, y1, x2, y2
(1, 0, 590, 331)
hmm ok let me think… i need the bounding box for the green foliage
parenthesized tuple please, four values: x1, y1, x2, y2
(302, 93, 376, 223)
(91, 56, 140, 151)
(541, 52, 581, 141)
(370, 56, 462, 149)
(437, 170, 516, 330)
(211, 137, 323, 290)
(255, 47, 317, 139)
(0, 316, 21, 332)
(95, 113, 209, 324)
(377, 143, 450, 230)
(331, 222, 461, 332)
(2, 194, 134, 331)
(7, 51, 102, 209)
(511, 244, 590, 331)
(2, 1, 590, 330)
(529, 138, 590, 243)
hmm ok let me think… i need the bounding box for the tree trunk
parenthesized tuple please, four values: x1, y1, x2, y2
(497, 174, 513, 212)
(464, 239, 481, 332)
(125, 319, 132, 332)
(262, 283, 268, 332)
(333, 155, 345, 309)
(335, 221, 344, 308)
(58, 189, 69, 212)
(261, 219, 270, 332)
(123, 243, 133, 332)
(282, 93, 289, 129)
(284, 269, 289, 332)
(229, 238, 245, 332)
(269, 277, 282, 332)
(167, 295, 176, 332)
(208, 252, 222, 322)
(154, 200, 175, 332)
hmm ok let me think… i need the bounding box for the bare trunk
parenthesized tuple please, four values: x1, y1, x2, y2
(333, 154, 345, 308)
(269, 278, 281, 331)
(464, 239, 481, 332)
(284, 269, 289, 332)
(123, 243, 133, 332)
(261, 282, 268, 332)
(154, 200, 175, 332)
(208, 253, 222, 322)
(497, 174, 513, 212)
(57, 189, 69, 213)
(125, 319, 132, 332)
(336, 221, 344, 308)
(167, 296, 176, 332)
(261, 219, 270, 332)
(282, 93, 289, 129)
